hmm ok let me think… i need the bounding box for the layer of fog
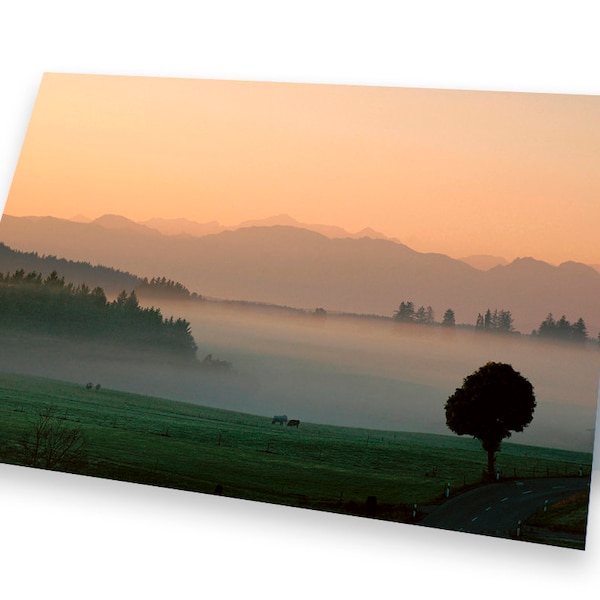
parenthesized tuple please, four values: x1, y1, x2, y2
(176, 301, 597, 455)
(2, 300, 597, 457)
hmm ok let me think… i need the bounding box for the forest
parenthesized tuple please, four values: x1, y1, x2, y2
(0, 269, 198, 363)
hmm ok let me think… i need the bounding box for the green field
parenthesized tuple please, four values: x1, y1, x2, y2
(0, 372, 593, 523)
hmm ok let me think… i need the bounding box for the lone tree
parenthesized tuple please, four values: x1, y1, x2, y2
(441, 308, 456, 327)
(445, 362, 536, 478)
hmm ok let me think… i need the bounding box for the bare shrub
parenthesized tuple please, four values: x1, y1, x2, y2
(19, 406, 88, 472)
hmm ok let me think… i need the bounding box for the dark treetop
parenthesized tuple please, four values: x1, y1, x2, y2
(445, 361, 536, 476)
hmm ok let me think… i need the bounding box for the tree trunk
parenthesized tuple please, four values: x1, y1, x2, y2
(487, 448, 495, 479)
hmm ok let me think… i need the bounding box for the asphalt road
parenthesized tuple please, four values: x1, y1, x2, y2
(417, 477, 591, 537)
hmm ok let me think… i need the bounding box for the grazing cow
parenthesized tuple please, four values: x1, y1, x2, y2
(287, 419, 300, 428)
(85, 382, 93, 390)
(95, 384, 101, 392)
(272, 415, 288, 425)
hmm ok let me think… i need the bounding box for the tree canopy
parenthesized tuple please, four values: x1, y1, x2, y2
(445, 362, 536, 477)
(441, 308, 456, 327)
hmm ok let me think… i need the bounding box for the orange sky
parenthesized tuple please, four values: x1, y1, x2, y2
(4, 72, 600, 265)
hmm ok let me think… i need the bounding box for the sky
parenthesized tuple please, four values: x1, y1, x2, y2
(4, 72, 600, 266)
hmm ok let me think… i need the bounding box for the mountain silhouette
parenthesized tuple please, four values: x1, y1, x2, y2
(142, 217, 225, 237)
(1, 214, 599, 334)
(134, 213, 391, 241)
(92, 214, 161, 235)
(237, 214, 391, 240)
(459, 254, 509, 270)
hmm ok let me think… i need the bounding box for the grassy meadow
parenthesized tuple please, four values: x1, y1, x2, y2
(0, 372, 593, 523)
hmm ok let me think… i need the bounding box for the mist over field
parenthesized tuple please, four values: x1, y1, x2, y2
(1, 295, 596, 455)
(157, 300, 598, 454)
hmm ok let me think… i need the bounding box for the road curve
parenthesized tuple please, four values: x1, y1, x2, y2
(417, 476, 591, 537)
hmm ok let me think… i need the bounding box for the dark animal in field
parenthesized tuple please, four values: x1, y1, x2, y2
(85, 382, 93, 390)
(95, 384, 101, 391)
(272, 415, 288, 425)
(287, 419, 300, 428)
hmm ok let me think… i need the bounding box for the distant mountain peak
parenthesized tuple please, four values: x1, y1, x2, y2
(486, 257, 556, 276)
(92, 214, 157, 234)
(70, 214, 92, 223)
(236, 214, 392, 242)
(141, 217, 224, 237)
(510, 256, 554, 268)
(93, 214, 139, 227)
(238, 214, 302, 228)
(459, 254, 508, 271)
(558, 260, 600, 277)
(354, 227, 388, 240)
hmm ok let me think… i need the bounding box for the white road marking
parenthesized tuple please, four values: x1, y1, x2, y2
(522, 490, 533, 495)
(501, 497, 508, 502)
(552, 486, 565, 489)
(471, 516, 478, 522)
(485, 506, 492, 512)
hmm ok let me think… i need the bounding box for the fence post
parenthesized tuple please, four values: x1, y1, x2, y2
(366, 496, 377, 518)
(516, 520, 522, 538)
(445, 482, 450, 498)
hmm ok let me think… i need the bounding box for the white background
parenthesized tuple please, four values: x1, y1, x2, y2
(0, 2, 599, 598)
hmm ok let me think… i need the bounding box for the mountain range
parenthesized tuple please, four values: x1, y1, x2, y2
(87, 212, 395, 243)
(80, 213, 593, 273)
(1, 213, 599, 335)
(132, 213, 388, 240)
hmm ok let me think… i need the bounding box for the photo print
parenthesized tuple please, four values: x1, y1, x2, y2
(0, 73, 598, 550)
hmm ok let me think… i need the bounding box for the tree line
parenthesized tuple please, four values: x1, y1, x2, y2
(475, 308, 513, 333)
(393, 299, 594, 345)
(0, 242, 141, 295)
(135, 276, 203, 302)
(531, 313, 588, 344)
(0, 269, 198, 362)
(393, 301, 456, 327)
